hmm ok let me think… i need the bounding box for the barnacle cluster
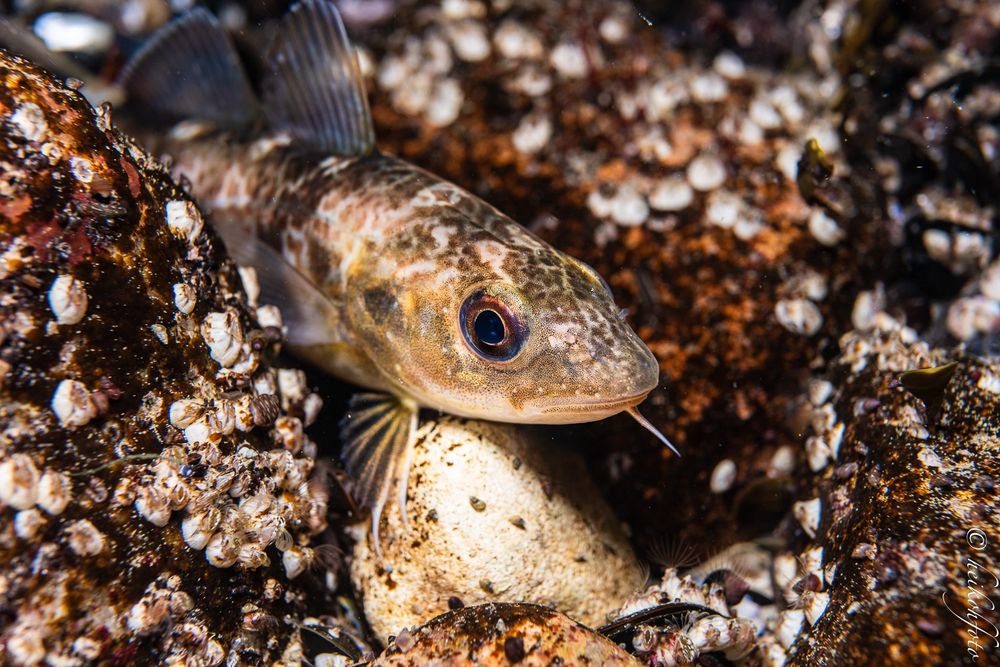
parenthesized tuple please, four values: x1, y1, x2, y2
(0, 51, 364, 664)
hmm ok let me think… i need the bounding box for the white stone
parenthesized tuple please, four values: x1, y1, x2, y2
(448, 20, 490, 62)
(713, 51, 746, 79)
(691, 73, 728, 103)
(1, 455, 42, 512)
(610, 187, 649, 227)
(426, 78, 464, 128)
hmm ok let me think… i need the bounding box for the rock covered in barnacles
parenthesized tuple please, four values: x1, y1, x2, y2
(356, 0, 887, 552)
(371, 602, 640, 666)
(0, 52, 364, 665)
(755, 317, 1000, 666)
(350, 417, 643, 643)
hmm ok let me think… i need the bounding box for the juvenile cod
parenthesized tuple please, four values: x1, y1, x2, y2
(123, 0, 676, 553)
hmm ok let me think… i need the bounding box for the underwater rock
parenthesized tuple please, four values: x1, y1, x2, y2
(0, 51, 365, 664)
(350, 417, 643, 643)
(757, 317, 1000, 666)
(370, 602, 640, 666)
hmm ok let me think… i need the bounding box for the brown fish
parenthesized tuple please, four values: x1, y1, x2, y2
(122, 0, 676, 554)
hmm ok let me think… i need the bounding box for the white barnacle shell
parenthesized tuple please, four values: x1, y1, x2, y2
(37, 470, 72, 515)
(70, 156, 93, 183)
(283, 546, 310, 579)
(793, 497, 822, 538)
(255, 304, 283, 330)
(709, 459, 737, 493)
(135, 485, 171, 527)
(775, 298, 823, 336)
(51, 379, 96, 428)
(686, 153, 727, 191)
(14, 508, 45, 540)
(205, 531, 239, 568)
(65, 519, 105, 556)
(0, 454, 40, 510)
(173, 283, 196, 314)
(169, 398, 204, 429)
(165, 199, 204, 243)
(182, 508, 220, 551)
(804, 591, 830, 626)
(776, 609, 805, 648)
(48, 274, 88, 324)
(201, 311, 243, 367)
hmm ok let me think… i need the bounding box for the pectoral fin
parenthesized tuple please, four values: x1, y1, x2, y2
(339, 393, 418, 560)
(212, 215, 341, 348)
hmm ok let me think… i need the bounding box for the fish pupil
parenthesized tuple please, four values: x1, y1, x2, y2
(475, 309, 505, 345)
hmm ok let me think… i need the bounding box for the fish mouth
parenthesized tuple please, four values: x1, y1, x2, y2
(536, 391, 650, 419)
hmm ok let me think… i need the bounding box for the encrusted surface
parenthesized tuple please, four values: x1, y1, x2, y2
(0, 52, 363, 665)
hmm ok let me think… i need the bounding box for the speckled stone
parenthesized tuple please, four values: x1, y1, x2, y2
(350, 417, 643, 643)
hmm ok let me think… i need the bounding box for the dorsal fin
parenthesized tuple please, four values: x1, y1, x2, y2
(262, 0, 375, 155)
(118, 8, 258, 128)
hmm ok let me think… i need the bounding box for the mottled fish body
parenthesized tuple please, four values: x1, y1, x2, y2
(122, 0, 676, 554)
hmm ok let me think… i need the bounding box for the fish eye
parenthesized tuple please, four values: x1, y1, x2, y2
(459, 290, 526, 362)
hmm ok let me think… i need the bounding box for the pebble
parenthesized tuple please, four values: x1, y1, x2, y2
(549, 42, 587, 79)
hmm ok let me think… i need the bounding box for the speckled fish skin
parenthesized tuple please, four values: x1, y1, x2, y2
(169, 136, 660, 424)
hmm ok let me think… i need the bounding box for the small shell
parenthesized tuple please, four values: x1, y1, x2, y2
(649, 177, 693, 212)
(165, 199, 204, 242)
(48, 275, 88, 324)
(808, 209, 845, 246)
(0, 454, 40, 510)
(277, 368, 307, 407)
(173, 283, 197, 314)
(804, 591, 830, 626)
(11, 102, 47, 142)
(52, 379, 96, 428)
(65, 519, 105, 556)
(302, 393, 323, 427)
(37, 470, 72, 515)
(550, 42, 587, 79)
(201, 311, 243, 367)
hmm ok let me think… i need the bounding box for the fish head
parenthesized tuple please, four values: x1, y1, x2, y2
(347, 193, 661, 424)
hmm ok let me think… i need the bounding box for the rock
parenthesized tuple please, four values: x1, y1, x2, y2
(350, 417, 643, 643)
(0, 51, 365, 664)
(756, 318, 1000, 666)
(371, 602, 640, 666)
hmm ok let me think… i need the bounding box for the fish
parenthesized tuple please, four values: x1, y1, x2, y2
(120, 0, 677, 555)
